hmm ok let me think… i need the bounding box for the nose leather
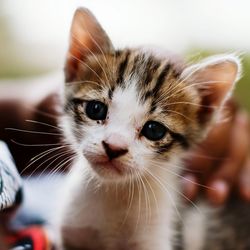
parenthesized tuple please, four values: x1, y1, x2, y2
(102, 141, 128, 160)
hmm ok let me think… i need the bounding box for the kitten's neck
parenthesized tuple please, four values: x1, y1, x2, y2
(80, 158, 181, 225)
(63, 159, 182, 250)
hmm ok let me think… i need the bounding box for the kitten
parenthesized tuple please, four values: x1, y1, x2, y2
(55, 7, 248, 250)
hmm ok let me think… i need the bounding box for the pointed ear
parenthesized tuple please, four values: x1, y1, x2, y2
(181, 54, 241, 124)
(65, 8, 114, 82)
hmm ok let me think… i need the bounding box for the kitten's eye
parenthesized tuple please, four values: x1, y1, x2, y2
(85, 101, 107, 120)
(141, 121, 167, 141)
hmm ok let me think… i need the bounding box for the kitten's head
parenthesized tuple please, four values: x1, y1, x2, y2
(63, 8, 241, 182)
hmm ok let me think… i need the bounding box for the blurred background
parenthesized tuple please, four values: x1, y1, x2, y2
(0, 0, 250, 109)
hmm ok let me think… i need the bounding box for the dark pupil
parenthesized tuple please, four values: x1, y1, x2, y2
(85, 101, 107, 120)
(141, 121, 167, 141)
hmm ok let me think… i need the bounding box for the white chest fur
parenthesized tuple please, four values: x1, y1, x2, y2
(57, 159, 180, 250)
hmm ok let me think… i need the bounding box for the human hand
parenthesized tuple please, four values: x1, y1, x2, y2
(0, 76, 62, 174)
(182, 101, 250, 205)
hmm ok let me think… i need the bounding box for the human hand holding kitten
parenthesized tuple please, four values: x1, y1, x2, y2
(183, 104, 250, 205)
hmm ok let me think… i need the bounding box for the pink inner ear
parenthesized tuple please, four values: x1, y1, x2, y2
(65, 8, 113, 82)
(184, 58, 239, 124)
(197, 61, 238, 106)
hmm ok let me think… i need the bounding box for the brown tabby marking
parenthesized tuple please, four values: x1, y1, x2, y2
(65, 49, 203, 157)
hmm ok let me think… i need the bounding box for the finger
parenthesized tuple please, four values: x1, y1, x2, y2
(206, 111, 249, 205)
(206, 180, 229, 205)
(181, 174, 199, 201)
(184, 109, 234, 173)
(182, 112, 234, 200)
(239, 156, 250, 201)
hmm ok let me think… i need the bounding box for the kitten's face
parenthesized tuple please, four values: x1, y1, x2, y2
(64, 50, 200, 181)
(62, 8, 240, 182)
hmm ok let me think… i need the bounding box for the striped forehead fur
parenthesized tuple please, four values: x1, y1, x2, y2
(72, 48, 190, 106)
(65, 48, 203, 155)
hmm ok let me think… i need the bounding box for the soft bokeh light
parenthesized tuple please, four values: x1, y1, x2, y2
(2, 0, 250, 67)
(1, 0, 250, 109)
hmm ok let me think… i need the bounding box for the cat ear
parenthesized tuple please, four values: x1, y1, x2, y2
(65, 8, 114, 82)
(181, 54, 241, 124)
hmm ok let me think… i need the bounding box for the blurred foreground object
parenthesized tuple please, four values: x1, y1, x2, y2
(0, 141, 52, 250)
(6, 226, 50, 250)
(0, 141, 22, 211)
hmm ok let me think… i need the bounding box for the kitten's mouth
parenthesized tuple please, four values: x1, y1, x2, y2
(85, 155, 128, 177)
(99, 161, 123, 174)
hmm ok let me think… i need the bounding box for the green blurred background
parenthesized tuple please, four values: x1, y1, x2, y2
(0, 13, 57, 78)
(0, 0, 249, 111)
(187, 50, 250, 112)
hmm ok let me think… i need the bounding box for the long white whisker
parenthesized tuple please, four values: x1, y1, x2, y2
(138, 171, 151, 225)
(21, 145, 67, 175)
(164, 179, 202, 214)
(65, 80, 102, 87)
(153, 164, 215, 190)
(81, 23, 109, 65)
(47, 155, 76, 181)
(72, 34, 110, 84)
(143, 174, 159, 218)
(165, 101, 216, 109)
(24, 104, 59, 119)
(134, 169, 142, 231)
(26, 149, 72, 180)
(165, 109, 195, 122)
(69, 53, 105, 84)
(165, 80, 227, 101)
(5, 128, 61, 136)
(168, 61, 211, 96)
(145, 169, 183, 223)
(11, 140, 63, 147)
(25, 119, 63, 131)
(121, 170, 133, 227)
(37, 151, 75, 179)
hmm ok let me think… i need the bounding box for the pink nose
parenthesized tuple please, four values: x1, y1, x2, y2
(102, 134, 128, 160)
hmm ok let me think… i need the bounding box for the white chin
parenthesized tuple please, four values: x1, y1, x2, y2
(90, 162, 131, 183)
